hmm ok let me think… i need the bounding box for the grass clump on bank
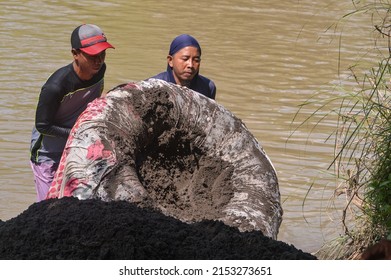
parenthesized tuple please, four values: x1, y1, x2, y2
(296, 1, 391, 259)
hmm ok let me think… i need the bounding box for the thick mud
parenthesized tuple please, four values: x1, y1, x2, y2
(0, 197, 316, 260)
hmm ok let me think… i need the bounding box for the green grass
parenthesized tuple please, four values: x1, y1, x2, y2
(295, 1, 391, 259)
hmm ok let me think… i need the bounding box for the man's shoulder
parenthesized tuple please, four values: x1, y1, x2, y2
(45, 63, 74, 84)
(198, 74, 216, 91)
(151, 71, 169, 80)
(41, 63, 75, 95)
(198, 74, 214, 84)
(196, 74, 216, 99)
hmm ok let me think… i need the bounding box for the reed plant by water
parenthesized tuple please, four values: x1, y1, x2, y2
(295, 1, 391, 259)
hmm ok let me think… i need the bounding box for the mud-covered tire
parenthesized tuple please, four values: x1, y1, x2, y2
(47, 79, 283, 239)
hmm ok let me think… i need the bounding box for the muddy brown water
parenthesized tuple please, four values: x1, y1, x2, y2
(0, 0, 381, 253)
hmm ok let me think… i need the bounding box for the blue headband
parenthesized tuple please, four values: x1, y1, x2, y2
(168, 34, 201, 56)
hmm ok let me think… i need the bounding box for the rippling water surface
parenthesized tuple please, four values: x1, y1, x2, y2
(0, 0, 381, 253)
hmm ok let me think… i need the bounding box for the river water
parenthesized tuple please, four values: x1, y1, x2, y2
(0, 0, 381, 254)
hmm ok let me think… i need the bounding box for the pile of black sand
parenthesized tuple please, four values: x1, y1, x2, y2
(0, 197, 316, 260)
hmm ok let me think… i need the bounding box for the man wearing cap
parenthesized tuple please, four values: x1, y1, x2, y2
(30, 24, 114, 201)
(151, 34, 216, 100)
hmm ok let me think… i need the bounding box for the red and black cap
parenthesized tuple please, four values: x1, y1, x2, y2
(71, 24, 114, 56)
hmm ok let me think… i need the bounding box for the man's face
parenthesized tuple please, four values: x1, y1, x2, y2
(167, 46, 201, 86)
(73, 49, 106, 79)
